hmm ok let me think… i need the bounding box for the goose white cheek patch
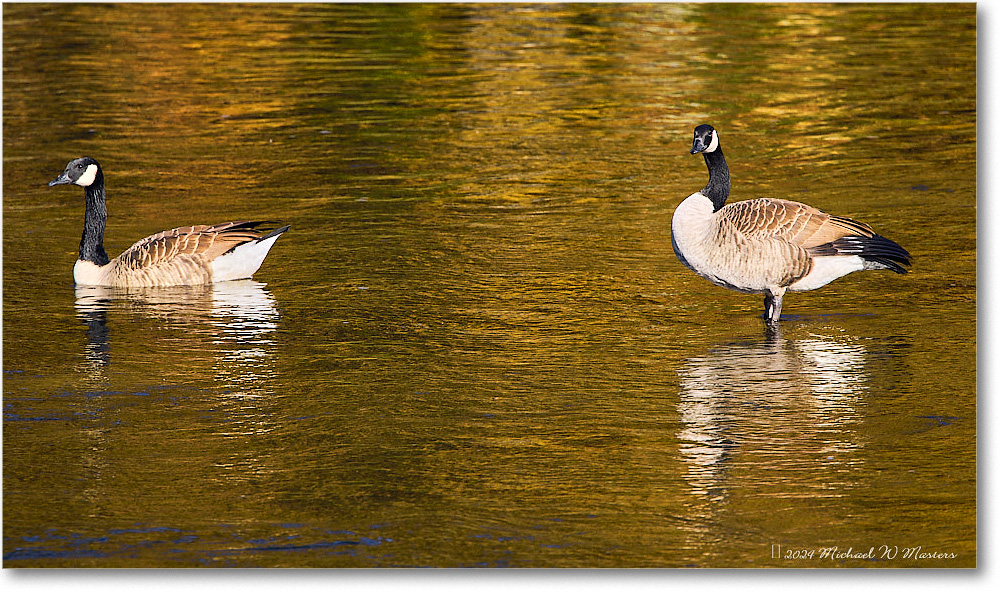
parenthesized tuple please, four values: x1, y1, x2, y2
(75, 164, 98, 187)
(704, 131, 719, 153)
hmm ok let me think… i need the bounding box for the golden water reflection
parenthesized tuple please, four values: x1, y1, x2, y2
(678, 330, 868, 504)
(69, 281, 284, 522)
(74, 280, 280, 402)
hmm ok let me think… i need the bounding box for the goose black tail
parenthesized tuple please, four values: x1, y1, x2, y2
(258, 224, 291, 241)
(823, 234, 912, 274)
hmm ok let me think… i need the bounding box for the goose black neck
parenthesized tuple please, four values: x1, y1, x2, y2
(701, 148, 730, 212)
(80, 172, 110, 266)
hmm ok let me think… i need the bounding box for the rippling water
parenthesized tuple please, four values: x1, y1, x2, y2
(3, 3, 976, 567)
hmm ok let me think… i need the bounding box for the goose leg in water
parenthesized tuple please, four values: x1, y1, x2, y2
(764, 288, 784, 324)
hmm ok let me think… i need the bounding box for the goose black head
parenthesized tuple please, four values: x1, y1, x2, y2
(49, 157, 102, 188)
(690, 124, 720, 155)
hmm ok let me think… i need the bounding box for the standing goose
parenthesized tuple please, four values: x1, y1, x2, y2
(671, 124, 911, 323)
(49, 156, 289, 287)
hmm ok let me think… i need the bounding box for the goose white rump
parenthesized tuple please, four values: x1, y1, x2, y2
(211, 228, 286, 282)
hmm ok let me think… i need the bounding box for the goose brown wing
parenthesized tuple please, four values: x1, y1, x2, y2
(721, 198, 876, 247)
(722, 198, 911, 272)
(115, 221, 270, 268)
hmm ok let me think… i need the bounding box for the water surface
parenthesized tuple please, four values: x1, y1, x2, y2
(3, 3, 976, 567)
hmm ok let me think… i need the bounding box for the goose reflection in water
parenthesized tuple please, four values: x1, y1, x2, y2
(677, 327, 869, 503)
(74, 280, 280, 399)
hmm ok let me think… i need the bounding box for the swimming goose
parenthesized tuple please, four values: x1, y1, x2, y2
(49, 157, 289, 287)
(671, 124, 911, 323)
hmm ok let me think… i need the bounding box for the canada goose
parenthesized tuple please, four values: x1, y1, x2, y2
(671, 125, 911, 323)
(49, 157, 289, 287)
